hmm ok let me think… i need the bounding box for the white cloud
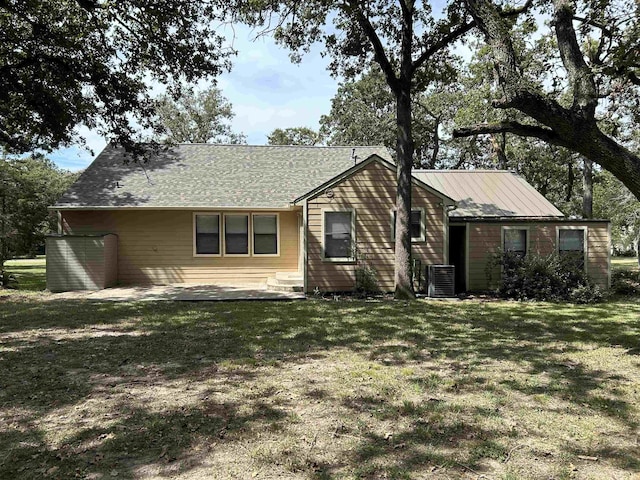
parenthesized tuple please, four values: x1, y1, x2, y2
(47, 22, 340, 167)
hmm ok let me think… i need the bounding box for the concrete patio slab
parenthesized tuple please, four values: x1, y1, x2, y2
(53, 283, 306, 302)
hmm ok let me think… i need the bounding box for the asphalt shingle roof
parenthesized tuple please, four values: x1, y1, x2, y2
(55, 144, 391, 209)
(412, 170, 565, 218)
(55, 145, 565, 219)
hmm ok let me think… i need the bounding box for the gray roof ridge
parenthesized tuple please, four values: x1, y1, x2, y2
(171, 143, 388, 148)
(413, 169, 516, 173)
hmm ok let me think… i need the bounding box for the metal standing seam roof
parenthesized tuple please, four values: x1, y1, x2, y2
(54, 144, 391, 209)
(412, 170, 565, 218)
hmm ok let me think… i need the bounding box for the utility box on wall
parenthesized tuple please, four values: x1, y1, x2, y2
(46, 234, 118, 292)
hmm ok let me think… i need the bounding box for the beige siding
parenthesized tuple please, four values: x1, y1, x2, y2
(306, 161, 446, 292)
(467, 221, 610, 290)
(61, 210, 300, 285)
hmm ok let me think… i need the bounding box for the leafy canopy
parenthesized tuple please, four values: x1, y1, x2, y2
(0, 155, 78, 262)
(155, 87, 247, 144)
(0, 0, 229, 154)
(267, 127, 320, 146)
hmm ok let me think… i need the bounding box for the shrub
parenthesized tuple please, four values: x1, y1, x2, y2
(611, 270, 640, 295)
(355, 264, 379, 295)
(354, 246, 379, 296)
(488, 250, 604, 303)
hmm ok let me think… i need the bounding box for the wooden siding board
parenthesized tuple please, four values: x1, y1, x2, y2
(306, 160, 445, 293)
(466, 221, 610, 290)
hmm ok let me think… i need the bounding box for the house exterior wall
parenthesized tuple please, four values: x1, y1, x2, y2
(60, 209, 301, 285)
(306, 160, 447, 292)
(467, 220, 610, 290)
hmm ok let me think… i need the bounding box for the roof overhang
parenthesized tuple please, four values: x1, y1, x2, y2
(292, 154, 456, 206)
(49, 205, 302, 211)
(454, 216, 609, 223)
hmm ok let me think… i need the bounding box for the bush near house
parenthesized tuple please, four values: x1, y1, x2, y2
(488, 251, 604, 303)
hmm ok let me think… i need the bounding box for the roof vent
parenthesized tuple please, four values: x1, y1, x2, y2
(351, 148, 358, 165)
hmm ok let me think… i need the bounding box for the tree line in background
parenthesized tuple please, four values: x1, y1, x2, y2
(0, 155, 78, 282)
(2, 0, 640, 295)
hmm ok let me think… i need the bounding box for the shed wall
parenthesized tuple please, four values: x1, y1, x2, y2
(46, 235, 118, 291)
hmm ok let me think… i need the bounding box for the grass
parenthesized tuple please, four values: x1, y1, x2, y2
(612, 256, 639, 273)
(3, 256, 46, 292)
(0, 257, 638, 478)
(0, 296, 638, 479)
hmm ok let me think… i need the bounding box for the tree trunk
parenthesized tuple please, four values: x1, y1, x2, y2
(566, 161, 574, 203)
(462, 0, 640, 202)
(582, 157, 593, 218)
(429, 115, 441, 169)
(489, 133, 508, 169)
(394, 85, 415, 299)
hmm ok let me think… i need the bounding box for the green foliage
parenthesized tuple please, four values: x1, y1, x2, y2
(489, 251, 604, 303)
(594, 170, 640, 254)
(0, 155, 77, 267)
(611, 270, 640, 296)
(354, 247, 379, 295)
(1, 0, 229, 154)
(267, 127, 320, 146)
(154, 87, 246, 144)
(319, 67, 458, 168)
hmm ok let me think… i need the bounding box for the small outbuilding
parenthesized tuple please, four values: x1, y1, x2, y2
(46, 234, 118, 292)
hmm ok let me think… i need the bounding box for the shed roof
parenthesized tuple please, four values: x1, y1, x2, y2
(412, 170, 565, 218)
(54, 144, 390, 209)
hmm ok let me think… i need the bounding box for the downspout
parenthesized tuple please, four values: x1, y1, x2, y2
(444, 203, 457, 264)
(303, 199, 309, 294)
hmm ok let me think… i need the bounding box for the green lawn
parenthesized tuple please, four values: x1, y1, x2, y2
(612, 256, 639, 273)
(0, 296, 638, 480)
(3, 256, 46, 292)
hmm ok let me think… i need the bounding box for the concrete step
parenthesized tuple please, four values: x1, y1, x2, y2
(273, 272, 304, 286)
(266, 276, 304, 293)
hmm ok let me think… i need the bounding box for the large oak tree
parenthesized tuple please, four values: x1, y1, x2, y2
(240, 0, 499, 298)
(1, 0, 230, 154)
(456, 0, 640, 201)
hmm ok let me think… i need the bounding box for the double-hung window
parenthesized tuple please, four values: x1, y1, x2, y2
(391, 209, 425, 242)
(224, 214, 249, 255)
(194, 214, 220, 255)
(323, 211, 355, 261)
(253, 214, 278, 255)
(558, 228, 586, 270)
(503, 228, 527, 257)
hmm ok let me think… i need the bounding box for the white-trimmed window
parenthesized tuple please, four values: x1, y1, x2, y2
(503, 227, 528, 257)
(253, 214, 279, 255)
(391, 209, 425, 242)
(194, 214, 220, 256)
(224, 214, 249, 255)
(323, 210, 355, 261)
(558, 227, 587, 270)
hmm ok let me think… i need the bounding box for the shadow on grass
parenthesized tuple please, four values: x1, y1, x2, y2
(0, 298, 639, 478)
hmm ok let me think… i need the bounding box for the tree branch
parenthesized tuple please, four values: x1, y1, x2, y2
(553, 0, 598, 116)
(572, 15, 614, 37)
(412, 0, 532, 73)
(412, 21, 475, 73)
(453, 121, 569, 146)
(345, 0, 400, 93)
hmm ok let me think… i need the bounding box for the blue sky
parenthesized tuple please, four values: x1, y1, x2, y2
(49, 24, 339, 172)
